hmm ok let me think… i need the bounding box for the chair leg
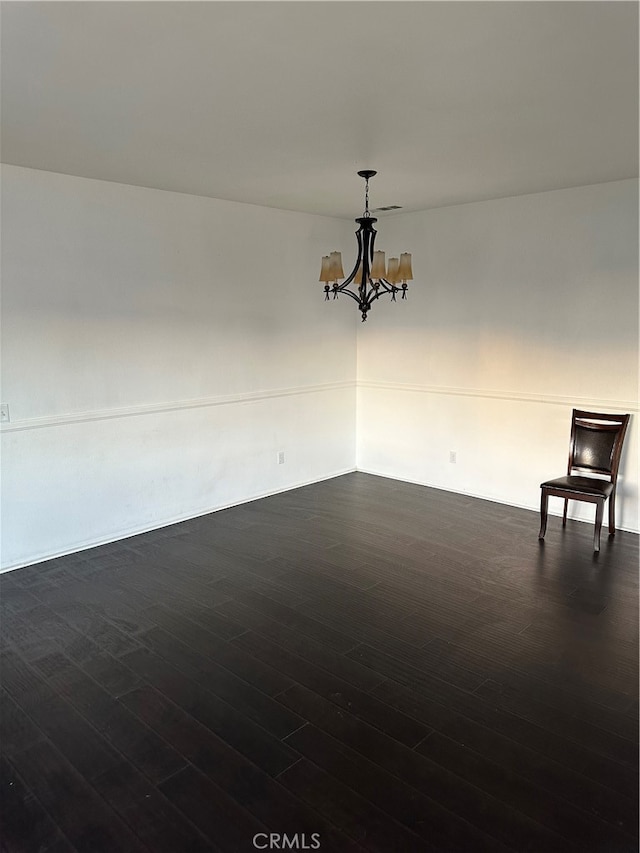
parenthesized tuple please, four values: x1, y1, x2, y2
(608, 491, 616, 537)
(594, 499, 604, 552)
(562, 498, 568, 527)
(538, 489, 548, 540)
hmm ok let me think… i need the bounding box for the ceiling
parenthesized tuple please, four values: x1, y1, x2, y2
(1, 1, 638, 219)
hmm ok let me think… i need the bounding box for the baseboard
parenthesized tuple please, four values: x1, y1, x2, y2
(0, 467, 357, 573)
(355, 467, 640, 535)
(5, 465, 635, 572)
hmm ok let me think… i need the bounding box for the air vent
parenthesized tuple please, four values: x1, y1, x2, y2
(373, 205, 402, 212)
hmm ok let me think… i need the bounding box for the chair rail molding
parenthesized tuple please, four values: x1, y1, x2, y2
(357, 380, 638, 413)
(0, 380, 355, 433)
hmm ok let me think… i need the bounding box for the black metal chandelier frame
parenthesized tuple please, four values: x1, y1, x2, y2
(323, 170, 409, 322)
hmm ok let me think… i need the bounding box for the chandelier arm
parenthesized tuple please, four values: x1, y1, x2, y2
(339, 224, 365, 289)
(332, 285, 361, 304)
(362, 286, 386, 311)
(360, 219, 376, 302)
(359, 287, 378, 321)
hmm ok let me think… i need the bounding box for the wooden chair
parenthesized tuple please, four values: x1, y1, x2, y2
(538, 409, 630, 552)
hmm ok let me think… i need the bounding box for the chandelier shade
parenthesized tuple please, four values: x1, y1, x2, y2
(318, 171, 413, 321)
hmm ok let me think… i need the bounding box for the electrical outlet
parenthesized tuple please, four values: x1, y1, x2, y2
(0, 404, 9, 423)
(277, 450, 285, 465)
(449, 451, 457, 464)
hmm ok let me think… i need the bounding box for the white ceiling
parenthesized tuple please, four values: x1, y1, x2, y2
(1, 1, 638, 219)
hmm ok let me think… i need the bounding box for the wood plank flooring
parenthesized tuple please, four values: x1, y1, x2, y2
(1, 472, 637, 852)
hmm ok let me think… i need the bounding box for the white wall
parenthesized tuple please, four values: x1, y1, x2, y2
(3, 171, 637, 570)
(1, 166, 357, 569)
(357, 180, 639, 532)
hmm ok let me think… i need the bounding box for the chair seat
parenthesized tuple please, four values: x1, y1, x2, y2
(540, 475, 613, 498)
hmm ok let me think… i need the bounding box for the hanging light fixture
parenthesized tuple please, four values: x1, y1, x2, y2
(319, 170, 413, 322)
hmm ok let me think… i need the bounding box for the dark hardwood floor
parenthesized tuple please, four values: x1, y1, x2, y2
(1, 472, 637, 852)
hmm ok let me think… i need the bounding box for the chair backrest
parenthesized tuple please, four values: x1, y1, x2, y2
(568, 409, 630, 483)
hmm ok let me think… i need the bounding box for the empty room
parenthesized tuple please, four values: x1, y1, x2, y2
(1, 2, 638, 852)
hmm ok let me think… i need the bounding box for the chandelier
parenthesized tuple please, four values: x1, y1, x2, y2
(319, 170, 413, 322)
